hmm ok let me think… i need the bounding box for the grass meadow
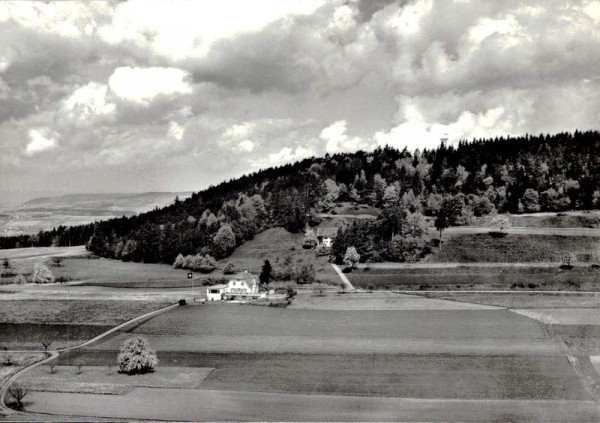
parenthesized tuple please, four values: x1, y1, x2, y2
(430, 234, 600, 263)
(347, 265, 600, 291)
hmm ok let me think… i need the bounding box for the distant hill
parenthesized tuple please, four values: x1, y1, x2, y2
(0, 192, 191, 237)
(19, 192, 192, 215)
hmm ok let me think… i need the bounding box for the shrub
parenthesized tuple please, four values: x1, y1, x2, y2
(117, 336, 158, 375)
(223, 262, 236, 275)
(55, 276, 71, 283)
(32, 262, 54, 284)
(286, 286, 297, 298)
(198, 255, 217, 273)
(178, 299, 187, 306)
(51, 257, 64, 267)
(172, 253, 184, 269)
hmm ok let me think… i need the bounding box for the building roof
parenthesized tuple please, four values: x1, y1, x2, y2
(317, 227, 338, 238)
(208, 284, 227, 290)
(229, 272, 258, 280)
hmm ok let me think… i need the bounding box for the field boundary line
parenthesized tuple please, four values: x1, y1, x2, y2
(0, 302, 179, 417)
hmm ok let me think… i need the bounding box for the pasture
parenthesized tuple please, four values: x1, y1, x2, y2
(430, 233, 600, 263)
(346, 265, 600, 291)
(0, 299, 171, 349)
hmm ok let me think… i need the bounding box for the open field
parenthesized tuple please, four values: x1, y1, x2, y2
(20, 366, 213, 395)
(71, 303, 561, 356)
(346, 265, 600, 291)
(49, 351, 588, 401)
(0, 299, 172, 349)
(422, 292, 600, 309)
(288, 291, 500, 310)
(51, 258, 191, 286)
(11, 296, 599, 421)
(509, 212, 600, 228)
(430, 233, 600, 263)
(25, 388, 600, 423)
(0, 300, 172, 325)
(0, 323, 111, 349)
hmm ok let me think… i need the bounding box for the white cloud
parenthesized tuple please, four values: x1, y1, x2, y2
(224, 122, 256, 139)
(108, 66, 192, 104)
(25, 128, 58, 155)
(61, 82, 115, 126)
(167, 121, 185, 140)
(320, 120, 372, 153)
(253, 145, 315, 167)
(238, 140, 255, 152)
(98, 0, 326, 60)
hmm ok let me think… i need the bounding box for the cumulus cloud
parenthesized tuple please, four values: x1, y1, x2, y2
(25, 128, 58, 155)
(108, 66, 192, 104)
(320, 120, 373, 153)
(167, 121, 185, 140)
(60, 82, 115, 126)
(238, 140, 255, 152)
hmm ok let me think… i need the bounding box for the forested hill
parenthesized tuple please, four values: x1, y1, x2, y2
(2, 130, 600, 265)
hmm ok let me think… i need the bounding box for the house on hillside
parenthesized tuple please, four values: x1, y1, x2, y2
(206, 270, 262, 301)
(316, 227, 338, 247)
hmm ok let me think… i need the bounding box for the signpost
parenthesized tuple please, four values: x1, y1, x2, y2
(187, 272, 194, 302)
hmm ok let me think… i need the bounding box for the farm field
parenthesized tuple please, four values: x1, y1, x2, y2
(8, 295, 600, 421)
(44, 352, 589, 401)
(429, 233, 600, 263)
(0, 299, 172, 349)
(288, 291, 499, 310)
(24, 389, 600, 423)
(423, 292, 600, 309)
(51, 258, 192, 286)
(19, 366, 213, 395)
(346, 265, 600, 291)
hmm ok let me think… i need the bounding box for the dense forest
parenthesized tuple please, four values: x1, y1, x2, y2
(2, 130, 600, 264)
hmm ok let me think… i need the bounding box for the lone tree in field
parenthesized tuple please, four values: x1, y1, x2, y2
(7, 383, 28, 410)
(51, 257, 63, 267)
(2, 258, 10, 270)
(490, 214, 512, 236)
(344, 246, 360, 269)
(117, 336, 158, 375)
(32, 262, 54, 284)
(434, 212, 450, 249)
(259, 259, 273, 286)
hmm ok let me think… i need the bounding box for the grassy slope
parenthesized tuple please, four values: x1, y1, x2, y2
(222, 227, 340, 286)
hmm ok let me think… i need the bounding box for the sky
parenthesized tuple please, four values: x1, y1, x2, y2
(0, 0, 599, 195)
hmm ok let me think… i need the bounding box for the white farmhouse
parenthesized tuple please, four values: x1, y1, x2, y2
(316, 227, 338, 247)
(206, 271, 261, 301)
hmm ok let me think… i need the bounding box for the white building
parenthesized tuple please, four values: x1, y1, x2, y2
(316, 227, 338, 247)
(207, 284, 227, 301)
(206, 271, 261, 301)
